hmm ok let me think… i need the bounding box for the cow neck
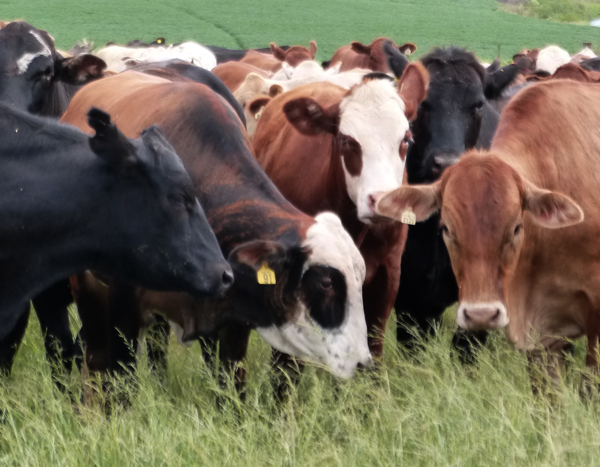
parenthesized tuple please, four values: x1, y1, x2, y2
(159, 113, 313, 255)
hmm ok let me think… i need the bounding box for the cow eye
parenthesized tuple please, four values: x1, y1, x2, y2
(319, 277, 333, 291)
(440, 224, 449, 236)
(340, 137, 349, 146)
(472, 101, 484, 113)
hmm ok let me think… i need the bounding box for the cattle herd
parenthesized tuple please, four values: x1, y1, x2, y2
(1, 19, 600, 406)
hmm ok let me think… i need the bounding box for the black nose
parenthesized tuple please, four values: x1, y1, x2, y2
(431, 152, 460, 177)
(222, 268, 234, 288)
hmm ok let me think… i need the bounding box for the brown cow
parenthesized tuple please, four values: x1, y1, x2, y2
(252, 64, 429, 363)
(212, 61, 272, 92)
(239, 41, 317, 72)
(61, 70, 372, 380)
(374, 80, 600, 388)
(327, 37, 417, 72)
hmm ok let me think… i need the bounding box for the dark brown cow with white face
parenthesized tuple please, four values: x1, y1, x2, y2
(327, 37, 416, 72)
(239, 41, 317, 72)
(374, 80, 600, 382)
(252, 65, 429, 359)
(61, 70, 372, 379)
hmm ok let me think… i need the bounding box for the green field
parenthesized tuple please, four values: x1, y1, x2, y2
(3, 0, 600, 465)
(3, 0, 600, 61)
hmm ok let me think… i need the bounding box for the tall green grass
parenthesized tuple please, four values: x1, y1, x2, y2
(2, 308, 600, 466)
(2, 0, 600, 61)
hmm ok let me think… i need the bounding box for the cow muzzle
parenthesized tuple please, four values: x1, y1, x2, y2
(431, 153, 460, 178)
(457, 301, 509, 331)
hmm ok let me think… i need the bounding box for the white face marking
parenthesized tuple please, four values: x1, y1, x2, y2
(457, 301, 509, 331)
(338, 79, 408, 223)
(16, 30, 52, 74)
(257, 212, 372, 378)
(536, 45, 570, 75)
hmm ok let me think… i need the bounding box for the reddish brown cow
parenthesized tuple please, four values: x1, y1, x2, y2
(374, 80, 600, 387)
(328, 37, 417, 72)
(239, 41, 317, 72)
(252, 64, 429, 360)
(211, 61, 271, 92)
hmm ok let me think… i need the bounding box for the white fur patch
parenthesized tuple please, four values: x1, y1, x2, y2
(536, 45, 571, 75)
(95, 41, 217, 73)
(339, 79, 408, 223)
(16, 30, 52, 74)
(457, 301, 509, 330)
(257, 212, 371, 378)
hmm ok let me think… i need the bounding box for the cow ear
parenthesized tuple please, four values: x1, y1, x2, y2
(284, 97, 340, 135)
(486, 59, 501, 74)
(397, 62, 430, 121)
(270, 42, 287, 61)
(309, 40, 318, 58)
(383, 39, 409, 78)
(524, 182, 584, 229)
(351, 41, 371, 55)
(87, 107, 136, 166)
(374, 183, 441, 223)
(56, 54, 106, 85)
(398, 42, 417, 56)
(485, 60, 527, 99)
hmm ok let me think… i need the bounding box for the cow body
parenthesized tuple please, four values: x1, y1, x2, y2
(239, 42, 317, 72)
(375, 80, 600, 383)
(61, 71, 372, 379)
(205, 45, 289, 64)
(0, 105, 231, 343)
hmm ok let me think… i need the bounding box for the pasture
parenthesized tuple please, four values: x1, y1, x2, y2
(3, 0, 600, 466)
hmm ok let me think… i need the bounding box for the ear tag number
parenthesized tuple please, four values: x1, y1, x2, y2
(401, 207, 416, 225)
(257, 262, 276, 285)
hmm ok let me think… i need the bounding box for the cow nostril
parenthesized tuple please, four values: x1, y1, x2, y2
(367, 194, 377, 212)
(222, 269, 234, 287)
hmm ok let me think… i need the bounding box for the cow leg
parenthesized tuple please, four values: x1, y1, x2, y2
(0, 304, 30, 377)
(581, 333, 600, 400)
(31, 280, 77, 391)
(270, 349, 304, 403)
(363, 264, 400, 359)
(451, 329, 489, 365)
(217, 323, 251, 401)
(396, 309, 443, 354)
(527, 344, 570, 401)
(199, 335, 219, 377)
(146, 315, 171, 378)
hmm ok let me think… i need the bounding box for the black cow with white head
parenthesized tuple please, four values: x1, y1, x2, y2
(384, 46, 525, 359)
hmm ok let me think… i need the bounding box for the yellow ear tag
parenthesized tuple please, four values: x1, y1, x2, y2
(401, 207, 416, 225)
(257, 262, 276, 285)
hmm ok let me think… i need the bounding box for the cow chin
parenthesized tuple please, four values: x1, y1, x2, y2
(456, 301, 509, 331)
(256, 318, 373, 378)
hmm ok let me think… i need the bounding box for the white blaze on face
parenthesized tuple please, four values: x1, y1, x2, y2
(16, 30, 52, 74)
(339, 79, 408, 223)
(257, 212, 371, 378)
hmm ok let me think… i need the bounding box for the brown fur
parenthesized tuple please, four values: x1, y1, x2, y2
(328, 37, 417, 73)
(212, 61, 271, 92)
(240, 42, 317, 72)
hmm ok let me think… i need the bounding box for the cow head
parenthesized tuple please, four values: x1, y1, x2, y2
(226, 213, 371, 378)
(351, 37, 417, 72)
(0, 21, 106, 116)
(373, 154, 584, 332)
(86, 108, 233, 296)
(397, 48, 524, 184)
(283, 67, 428, 224)
(270, 41, 317, 67)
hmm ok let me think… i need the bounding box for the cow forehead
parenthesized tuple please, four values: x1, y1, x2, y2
(339, 79, 407, 144)
(303, 213, 365, 284)
(8, 30, 53, 74)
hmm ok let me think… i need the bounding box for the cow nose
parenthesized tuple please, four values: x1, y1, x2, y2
(459, 303, 508, 331)
(222, 268, 234, 288)
(356, 356, 374, 371)
(431, 153, 460, 177)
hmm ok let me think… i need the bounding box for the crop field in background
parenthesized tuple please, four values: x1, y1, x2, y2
(2, 0, 600, 61)
(3, 0, 600, 465)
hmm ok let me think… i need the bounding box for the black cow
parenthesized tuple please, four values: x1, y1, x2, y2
(0, 106, 232, 366)
(205, 45, 290, 64)
(385, 47, 524, 359)
(0, 21, 109, 382)
(0, 21, 106, 117)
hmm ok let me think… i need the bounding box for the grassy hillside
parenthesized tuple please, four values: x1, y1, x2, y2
(2, 0, 600, 61)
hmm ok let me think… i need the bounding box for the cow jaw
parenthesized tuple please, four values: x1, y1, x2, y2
(338, 79, 407, 224)
(257, 212, 371, 378)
